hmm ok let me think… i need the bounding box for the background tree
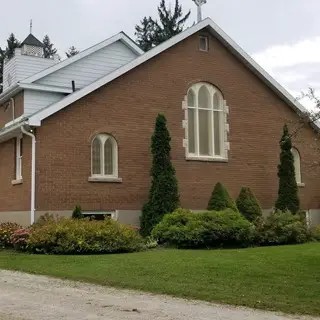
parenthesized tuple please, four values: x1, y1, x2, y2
(0, 34, 20, 93)
(43, 35, 57, 59)
(5, 33, 20, 60)
(140, 114, 180, 236)
(66, 46, 79, 58)
(275, 124, 300, 214)
(287, 88, 320, 139)
(207, 182, 238, 212)
(135, 0, 191, 51)
(135, 17, 157, 52)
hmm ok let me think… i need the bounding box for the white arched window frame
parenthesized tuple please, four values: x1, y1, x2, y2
(292, 147, 303, 186)
(91, 134, 118, 179)
(184, 83, 229, 160)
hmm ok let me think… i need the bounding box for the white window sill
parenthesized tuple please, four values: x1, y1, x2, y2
(297, 182, 305, 188)
(12, 179, 23, 185)
(88, 177, 123, 183)
(186, 155, 228, 163)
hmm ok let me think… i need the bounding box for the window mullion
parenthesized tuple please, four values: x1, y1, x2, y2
(101, 140, 105, 176)
(16, 139, 19, 179)
(211, 108, 214, 157)
(113, 143, 117, 177)
(195, 89, 199, 156)
(16, 138, 22, 179)
(220, 110, 224, 157)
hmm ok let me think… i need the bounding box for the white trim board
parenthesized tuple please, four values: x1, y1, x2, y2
(23, 32, 144, 85)
(20, 83, 73, 94)
(27, 18, 313, 129)
(0, 83, 72, 105)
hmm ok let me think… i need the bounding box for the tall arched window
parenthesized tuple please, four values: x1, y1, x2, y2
(292, 147, 302, 184)
(186, 83, 228, 159)
(91, 134, 118, 178)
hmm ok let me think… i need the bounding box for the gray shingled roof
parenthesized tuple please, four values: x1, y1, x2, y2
(21, 34, 44, 47)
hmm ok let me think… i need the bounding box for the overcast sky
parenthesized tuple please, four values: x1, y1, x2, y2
(1, 0, 319, 109)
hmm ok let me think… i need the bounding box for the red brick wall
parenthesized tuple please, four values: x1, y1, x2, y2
(0, 136, 31, 212)
(0, 91, 31, 216)
(18, 30, 320, 212)
(0, 92, 24, 128)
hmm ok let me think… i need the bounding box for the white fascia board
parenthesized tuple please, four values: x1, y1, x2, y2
(23, 33, 144, 85)
(120, 32, 144, 56)
(28, 18, 315, 129)
(20, 83, 73, 94)
(4, 115, 25, 127)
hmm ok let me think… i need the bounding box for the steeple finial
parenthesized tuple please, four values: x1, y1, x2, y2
(30, 19, 33, 34)
(193, 0, 207, 23)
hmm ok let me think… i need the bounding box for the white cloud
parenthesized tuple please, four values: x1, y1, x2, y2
(275, 71, 307, 84)
(252, 37, 320, 110)
(253, 37, 320, 70)
(289, 90, 317, 111)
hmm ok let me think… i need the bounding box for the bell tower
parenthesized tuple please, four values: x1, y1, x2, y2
(20, 20, 44, 57)
(1, 21, 58, 93)
(20, 34, 44, 58)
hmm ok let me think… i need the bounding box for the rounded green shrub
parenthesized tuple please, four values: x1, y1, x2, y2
(152, 208, 256, 248)
(0, 222, 22, 248)
(236, 187, 262, 222)
(256, 210, 309, 246)
(72, 205, 84, 220)
(207, 182, 238, 212)
(27, 218, 144, 254)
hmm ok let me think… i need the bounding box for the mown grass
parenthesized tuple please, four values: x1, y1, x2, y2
(1, 243, 319, 315)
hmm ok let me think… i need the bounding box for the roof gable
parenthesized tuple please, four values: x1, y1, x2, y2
(34, 40, 139, 90)
(22, 32, 144, 85)
(28, 18, 309, 127)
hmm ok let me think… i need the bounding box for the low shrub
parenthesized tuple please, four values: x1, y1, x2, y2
(32, 213, 58, 229)
(10, 228, 30, 251)
(27, 217, 144, 254)
(207, 182, 238, 212)
(144, 236, 158, 249)
(152, 208, 256, 248)
(312, 225, 320, 241)
(0, 222, 22, 248)
(236, 187, 262, 222)
(256, 210, 309, 246)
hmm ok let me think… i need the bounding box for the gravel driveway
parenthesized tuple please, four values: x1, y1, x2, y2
(0, 270, 318, 320)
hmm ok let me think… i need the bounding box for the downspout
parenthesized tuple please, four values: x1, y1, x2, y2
(10, 98, 15, 122)
(21, 125, 36, 225)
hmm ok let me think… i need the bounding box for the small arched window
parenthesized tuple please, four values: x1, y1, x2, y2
(91, 134, 118, 178)
(186, 83, 228, 159)
(292, 147, 302, 184)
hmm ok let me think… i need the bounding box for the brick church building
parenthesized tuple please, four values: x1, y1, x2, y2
(0, 18, 319, 226)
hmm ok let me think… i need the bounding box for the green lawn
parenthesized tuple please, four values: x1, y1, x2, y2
(1, 244, 320, 316)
